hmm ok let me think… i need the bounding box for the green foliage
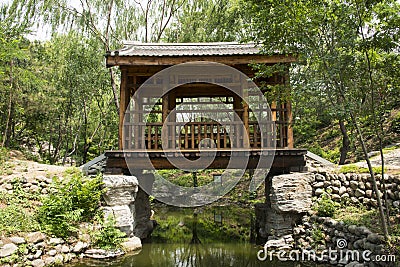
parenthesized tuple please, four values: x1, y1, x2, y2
(339, 164, 384, 174)
(36, 169, 105, 238)
(165, 0, 245, 42)
(152, 206, 251, 243)
(156, 169, 219, 187)
(0, 203, 40, 234)
(91, 216, 126, 250)
(311, 226, 325, 247)
(309, 144, 341, 164)
(312, 191, 339, 217)
(391, 111, 400, 134)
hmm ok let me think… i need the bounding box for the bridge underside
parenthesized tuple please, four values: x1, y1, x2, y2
(104, 148, 307, 174)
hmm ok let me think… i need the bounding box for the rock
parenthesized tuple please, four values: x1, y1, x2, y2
(265, 235, 294, 250)
(9, 236, 26, 245)
(365, 182, 372, 190)
(34, 249, 43, 259)
(54, 254, 64, 264)
(348, 225, 357, 234)
(331, 186, 340, 194)
(331, 194, 341, 201)
(4, 183, 13, 190)
(332, 180, 341, 187)
(315, 188, 324, 196)
(85, 248, 107, 255)
(102, 175, 139, 206)
(0, 243, 18, 257)
(357, 226, 371, 235)
(367, 233, 383, 244)
(341, 193, 350, 199)
(73, 241, 88, 253)
(48, 238, 64, 245)
(31, 259, 45, 267)
(347, 187, 354, 196)
(84, 248, 124, 259)
(121, 237, 142, 252)
(393, 200, 400, 209)
(365, 190, 373, 198)
(29, 185, 40, 193)
(103, 205, 134, 236)
(387, 190, 395, 200)
(34, 242, 46, 249)
(313, 181, 324, 188)
(270, 173, 313, 213)
(47, 249, 57, 256)
(339, 186, 347, 196)
(44, 256, 55, 265)
(354, 189, 365, 197)
(61, 245, 70, 253)
(359, 182, 366, 190)
(63, 253, 75, 263)
(26, 232, 46, 244)
(350, 181, 359, 190)
(315, 174, 325, 181)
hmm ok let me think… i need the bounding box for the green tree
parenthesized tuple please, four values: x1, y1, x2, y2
(164, 0, 246, 42)
(244, 0, 400, 240)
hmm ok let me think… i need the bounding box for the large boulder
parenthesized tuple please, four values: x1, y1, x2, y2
(270, 173, 313, 213)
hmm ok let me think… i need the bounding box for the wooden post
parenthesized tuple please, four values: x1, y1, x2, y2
(270, 101, 277, 148)
(285, 70, 294, 148)
(118, 69, 130, 149)
(242, 79, 250, 148)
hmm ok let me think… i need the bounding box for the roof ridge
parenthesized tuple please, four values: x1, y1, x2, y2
(122, 41, 257, 46)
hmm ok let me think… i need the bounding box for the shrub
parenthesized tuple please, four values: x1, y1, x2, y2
(37, 169, 105, 238)
(91, 216, 126, 249)
(313, 191, 339, 217)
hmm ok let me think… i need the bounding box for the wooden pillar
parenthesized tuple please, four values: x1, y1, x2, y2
(284, 69, 294, 148)
(118, 69, 130, 149)
(270, 101, 277, 148)
(241, 77, 250, 148)
(286, 101, 294, 148)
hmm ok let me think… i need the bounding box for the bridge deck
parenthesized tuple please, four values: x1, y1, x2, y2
(105, 148, 307, 173)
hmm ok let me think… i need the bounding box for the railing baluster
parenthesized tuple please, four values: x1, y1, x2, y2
(191, 124, 195, 149)
(184, 124, 188, 149)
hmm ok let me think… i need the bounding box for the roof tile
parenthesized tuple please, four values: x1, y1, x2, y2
(110, 42, 260, 57)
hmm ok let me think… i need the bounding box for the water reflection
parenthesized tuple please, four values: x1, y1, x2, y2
(73, 243, 300, 267)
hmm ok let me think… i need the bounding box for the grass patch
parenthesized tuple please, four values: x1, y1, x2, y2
(338, 164, 384, 174)
(334, 205, 377, 228)
(0, 204, 40, 234)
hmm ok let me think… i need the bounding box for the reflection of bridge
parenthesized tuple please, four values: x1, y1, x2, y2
(105, 42, 306, 173)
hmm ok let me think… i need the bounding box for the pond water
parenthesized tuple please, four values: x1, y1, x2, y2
(69, 206, 314, 267)
(71, 243, 306, 267)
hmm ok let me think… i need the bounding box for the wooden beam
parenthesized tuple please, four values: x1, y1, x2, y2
(107, 55, 297, 67)
(105, 150, 306, 170)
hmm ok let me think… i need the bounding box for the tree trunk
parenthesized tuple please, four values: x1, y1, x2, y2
(338, 119, 350, 165)
(109, 68, 120, 114)
(349, 112, 389, 240)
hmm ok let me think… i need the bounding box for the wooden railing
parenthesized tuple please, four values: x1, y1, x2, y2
(123, 120, 288, 150)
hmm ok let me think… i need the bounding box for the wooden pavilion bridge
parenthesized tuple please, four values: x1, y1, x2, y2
(104, 42, 306, 175)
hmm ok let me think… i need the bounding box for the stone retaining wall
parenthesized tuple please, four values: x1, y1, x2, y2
(311, 172, 400, 208)
(293, 215, 389, 266)
(258, 171, 400, 266)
